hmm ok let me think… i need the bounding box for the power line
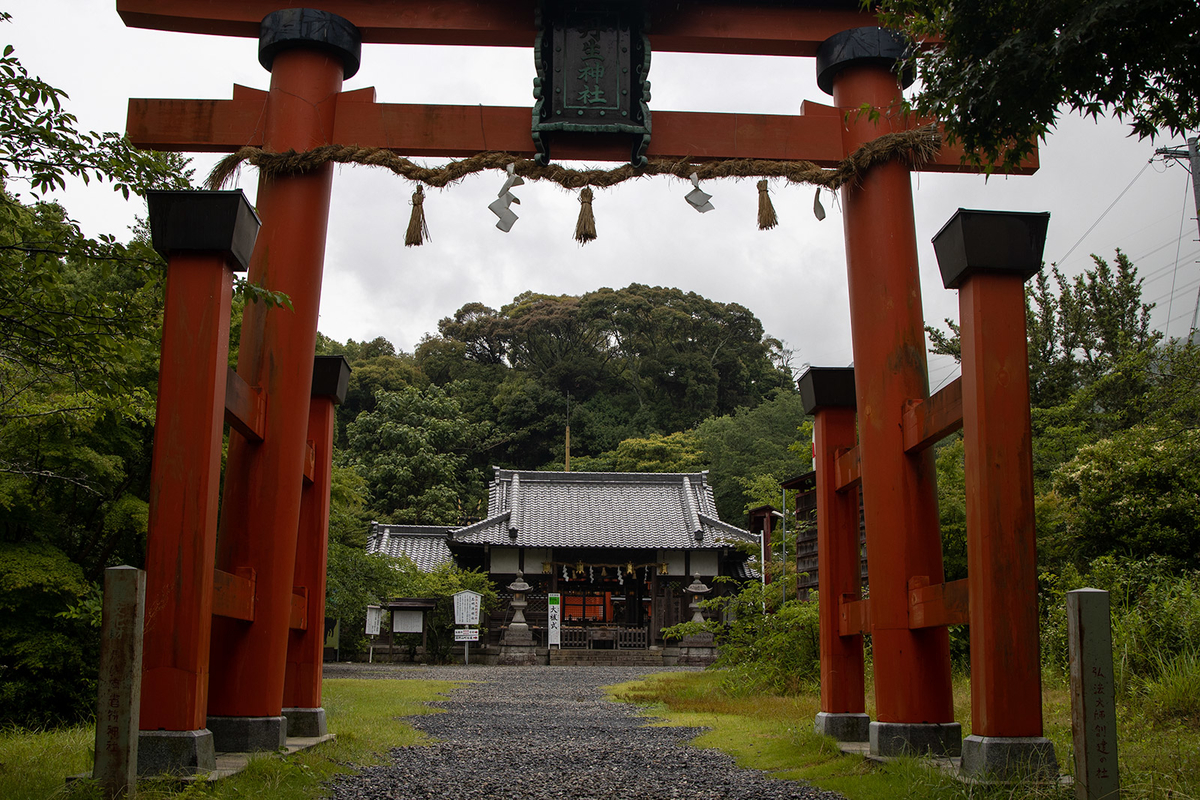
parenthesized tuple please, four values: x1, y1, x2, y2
(1164, 174, 1194, 332)
(1054, 160, 1152, 267)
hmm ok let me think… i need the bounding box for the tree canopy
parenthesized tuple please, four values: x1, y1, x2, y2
(877, 0, 1200, 166)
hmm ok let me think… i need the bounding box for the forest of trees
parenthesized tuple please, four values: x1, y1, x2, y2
(319, 284, 802, 534)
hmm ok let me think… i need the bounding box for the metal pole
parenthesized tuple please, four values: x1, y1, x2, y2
(1156, 138, 1200, 342)
(1186, 138, 1200, 344)
(780, 494, 787, 604)
(759, 530, 767, 608)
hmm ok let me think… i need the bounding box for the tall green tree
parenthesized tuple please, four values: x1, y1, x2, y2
(0, 33, 195, 581)
(875, 0, 1200, 167)
(343, 384, 492, 524)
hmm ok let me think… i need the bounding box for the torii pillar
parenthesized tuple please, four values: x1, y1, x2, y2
(204, 10, 361, 752)
(799, 367, 869, 744)
(281, 355, 351, 739)
(817, 28, 959, 757)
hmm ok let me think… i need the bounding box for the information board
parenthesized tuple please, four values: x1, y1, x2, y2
(453, 590, 482, 626)
(454, 628, 480, 642)
(392, 609, 423, 634)
(547, 593, 561, 647)
(365, 605, 382, 636)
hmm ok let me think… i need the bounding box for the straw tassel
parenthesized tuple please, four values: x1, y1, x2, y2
(405, 184, 429, 246)
(757, 179, 778, 230)
(575, 187, 597, 244)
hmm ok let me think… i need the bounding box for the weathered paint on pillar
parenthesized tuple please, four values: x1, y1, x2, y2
(799, 366, 866, 723)
(959, 273, 1043, 736)
(283, 357, 349, 714)
(140, 191, 257, 732)
(814, 407, 865, 715)
(1068, 589, 1120, 800)
(820, 28, 954, 728)
(94, 566, 146, 798)
(208, 12, 360, 721)
(933, 208, 1053, 747)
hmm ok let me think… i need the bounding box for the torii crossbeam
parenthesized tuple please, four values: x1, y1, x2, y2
(121, 0, 1048, 782)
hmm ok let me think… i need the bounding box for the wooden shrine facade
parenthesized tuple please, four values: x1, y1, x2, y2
(369, 470, 759, 651)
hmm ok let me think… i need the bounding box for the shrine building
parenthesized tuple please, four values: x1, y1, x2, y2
(366, 468, 758, 659)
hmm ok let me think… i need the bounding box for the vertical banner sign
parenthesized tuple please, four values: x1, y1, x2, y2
(548, 593, 562, 647)
(365, 605, 382, 636)
(1068, 588, 1120, 800)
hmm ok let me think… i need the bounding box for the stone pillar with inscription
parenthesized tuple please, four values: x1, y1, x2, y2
(94, 566, 146, 798)
(1068, 589, 1119, 800)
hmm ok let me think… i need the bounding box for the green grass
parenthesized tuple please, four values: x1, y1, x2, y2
(0, 677, 458, 800)
(609, 670, 1200, 800)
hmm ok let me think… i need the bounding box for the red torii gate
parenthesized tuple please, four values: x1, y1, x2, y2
(121, 0, 1051, 782)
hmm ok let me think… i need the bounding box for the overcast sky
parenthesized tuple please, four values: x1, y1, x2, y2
(5, 3, 1197, 393)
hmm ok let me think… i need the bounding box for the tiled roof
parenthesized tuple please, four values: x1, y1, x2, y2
(451, 469, 756, 550)
(366, 523, 455, 571)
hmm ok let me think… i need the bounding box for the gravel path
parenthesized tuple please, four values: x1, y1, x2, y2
(327, 664, 846, 800)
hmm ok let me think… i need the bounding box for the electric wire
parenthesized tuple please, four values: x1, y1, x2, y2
(1163, 173, 1193, 334)
(1054, 160, 1152, 268)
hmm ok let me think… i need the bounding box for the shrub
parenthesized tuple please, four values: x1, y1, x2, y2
(664, 578, 821, 695)
(1041, 554, 1200, 715)
(0, 542, 101, 727)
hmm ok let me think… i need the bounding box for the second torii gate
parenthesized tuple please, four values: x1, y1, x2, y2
(119, 0, 1046, 782)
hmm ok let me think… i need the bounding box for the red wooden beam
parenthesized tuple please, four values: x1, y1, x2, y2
(212, 568, 255, 622)
(289, 588, 308, 631)
(116, 1, 878, 56)
(302, 440, 316, 486)
(224, 366, 265, 443)
(838, 594, 872, 637)
(902, 376, 964, 453)
(907, 576, 970, 629)
(129, 93, 1038, 173)
(834, 445, 861, 491)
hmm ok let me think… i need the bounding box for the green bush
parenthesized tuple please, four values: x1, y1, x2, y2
(389, 560, 498, 663)
(1040, 555, 1200, 717)
(664, 578, 821, 695)
(0, 542, 101, 727)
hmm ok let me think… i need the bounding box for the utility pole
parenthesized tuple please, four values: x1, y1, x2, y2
(1156, 137, 1200, 342)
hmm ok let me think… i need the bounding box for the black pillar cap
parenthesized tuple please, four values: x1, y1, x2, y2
(146, 190, 261, 272)
(932, 208, 1051, 290)
(260, 9, 362, 79)
(311, 355, 351, 404)
(797, 366, 857, 415)
(816, 26, 913, 96)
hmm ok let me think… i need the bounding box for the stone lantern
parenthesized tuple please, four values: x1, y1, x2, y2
(684, 573, 711, 624)
(504, 570, 533, 644)
(678, 573, 716, 666)
(498, 571, 539, 665)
